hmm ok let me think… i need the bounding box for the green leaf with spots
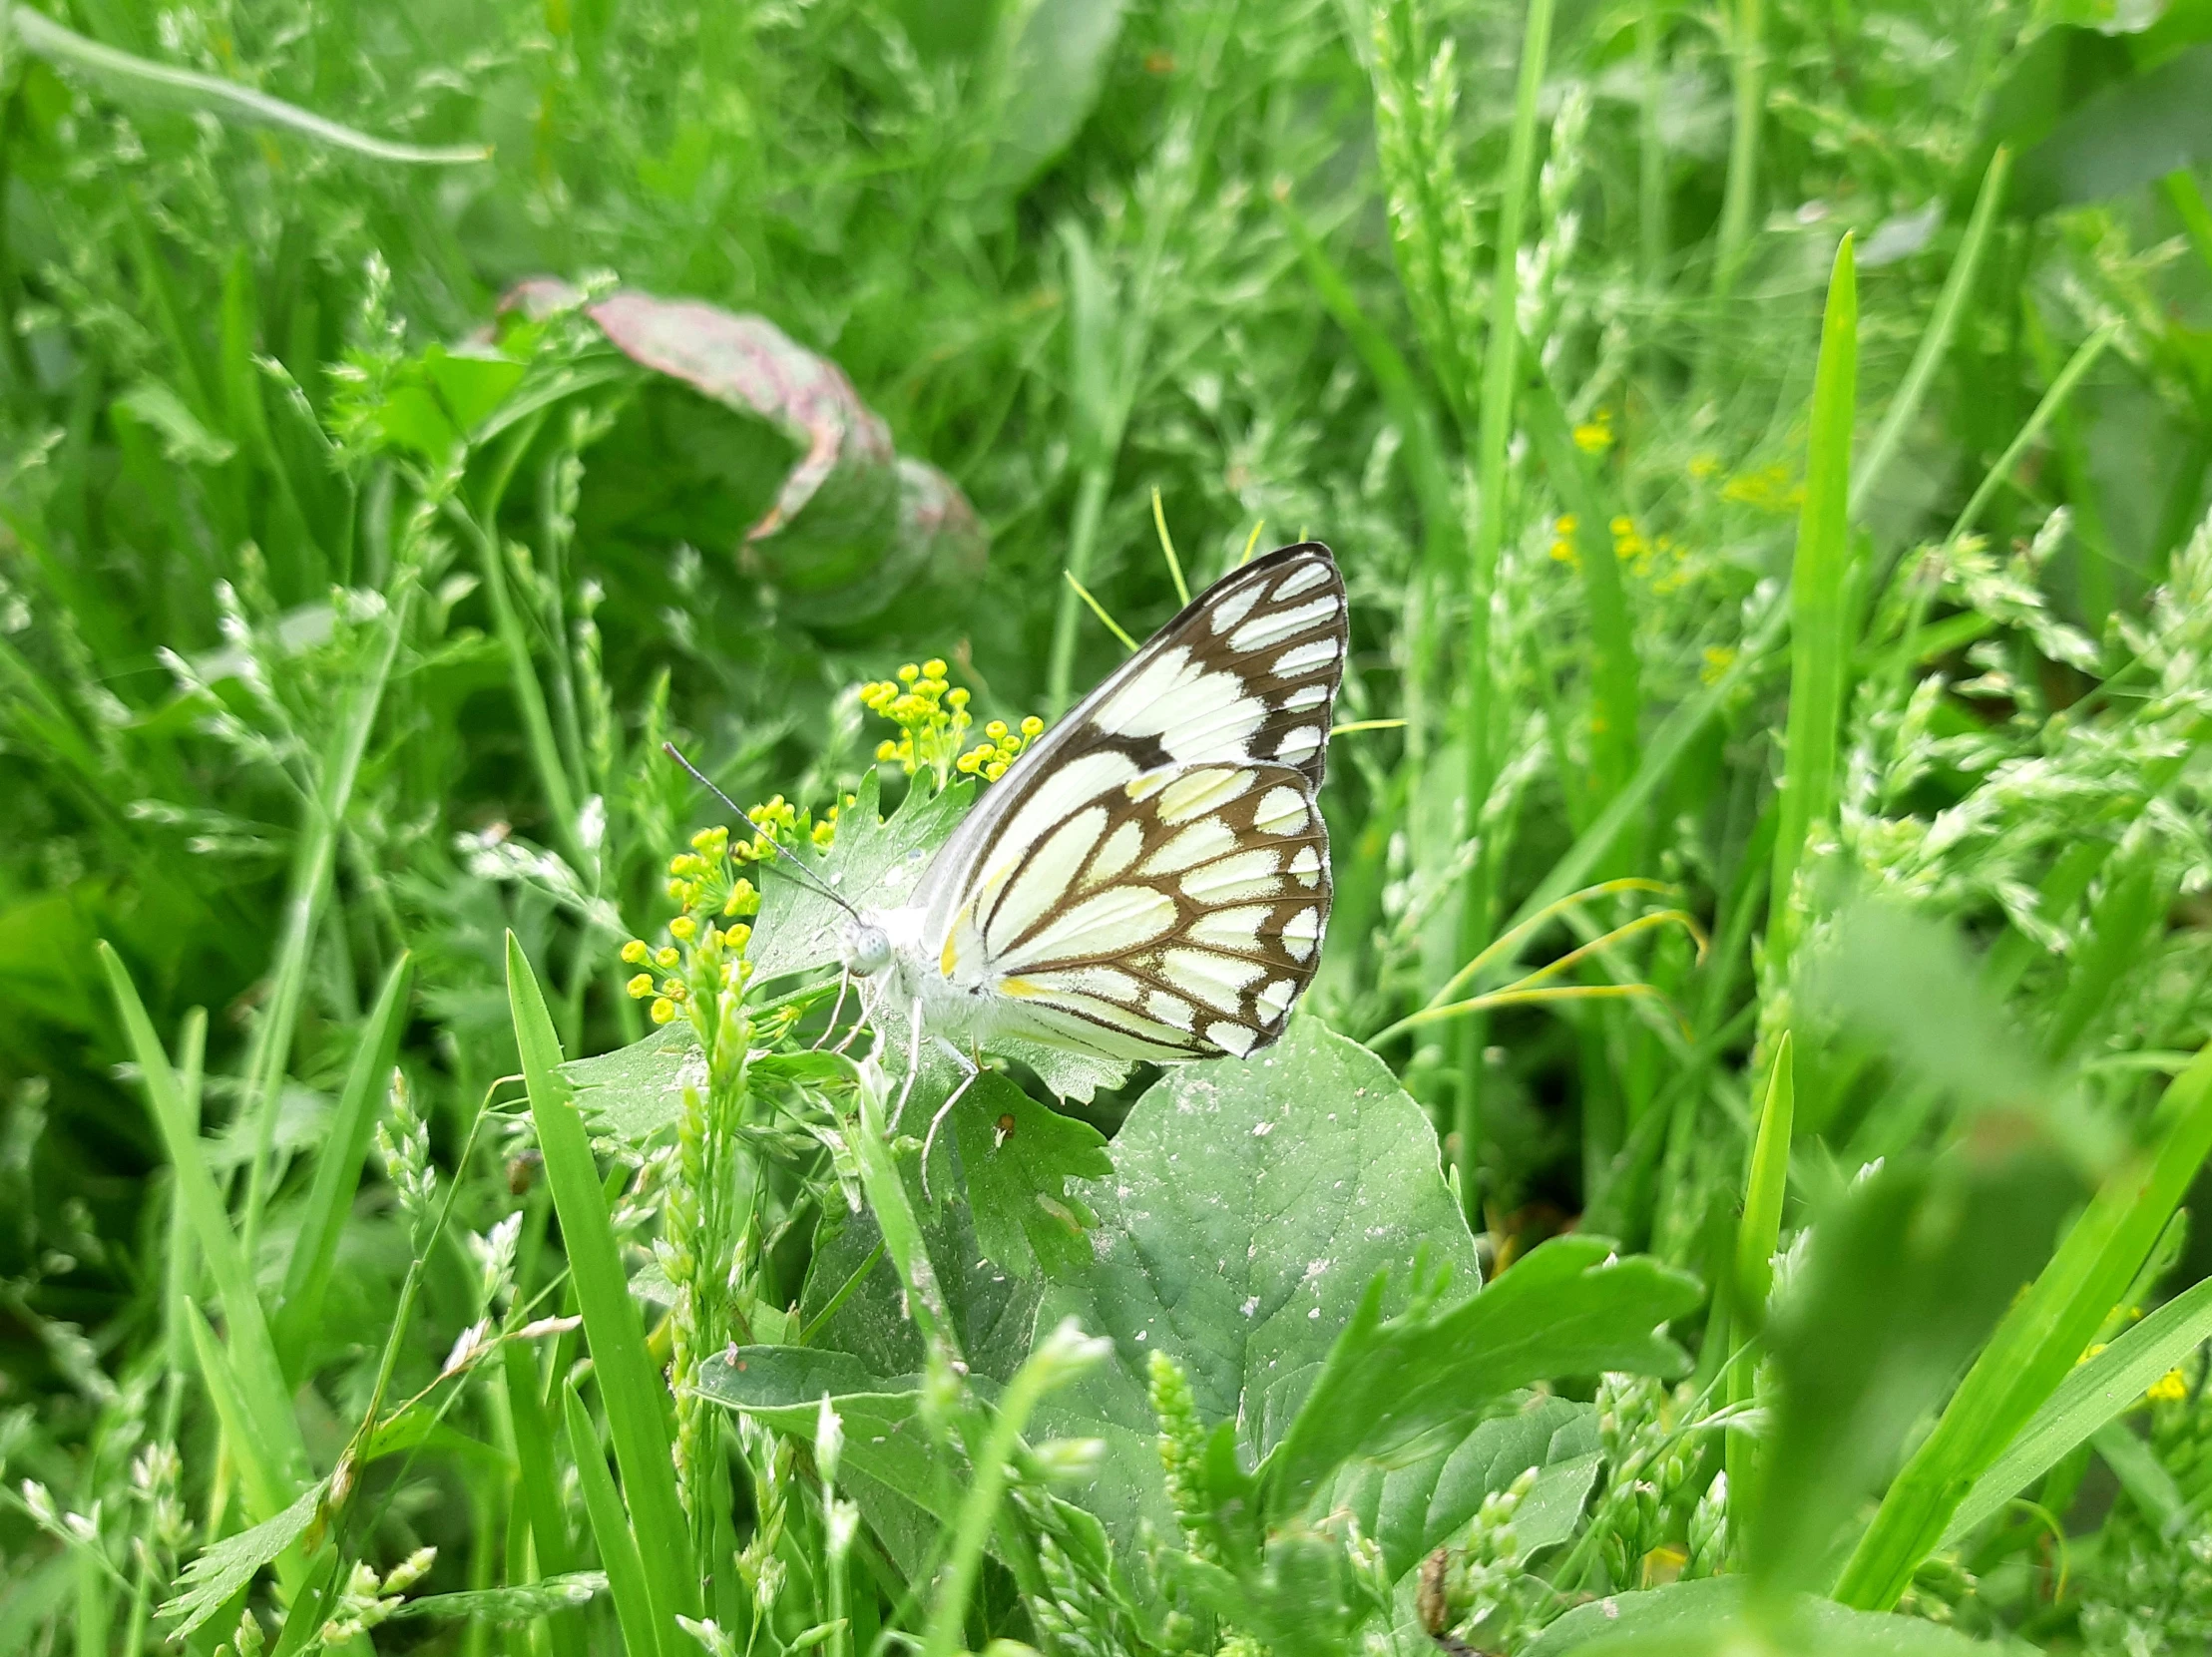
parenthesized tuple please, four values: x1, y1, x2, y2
(951, 1071, 1112, 1281)
(1041, 1012, 1481, 1464)
(750, 770, 971, 982)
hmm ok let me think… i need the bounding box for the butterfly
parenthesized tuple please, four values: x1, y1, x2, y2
(834, 541, 1348, 1115)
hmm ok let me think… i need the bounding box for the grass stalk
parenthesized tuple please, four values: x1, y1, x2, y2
(240, 580, 413, 1254)
(1455, 0, 1556, 1219)
(1851, 148, 2009, 517)
(1714, 0, 1766, 291)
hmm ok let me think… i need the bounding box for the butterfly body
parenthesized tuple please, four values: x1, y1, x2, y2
(843, 543, 1349, 1088)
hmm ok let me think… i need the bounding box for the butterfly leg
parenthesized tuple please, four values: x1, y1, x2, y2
(919, 1040, 982, 1204)
(887, 996, 928, 1131)
(811, 969, 852, 1052)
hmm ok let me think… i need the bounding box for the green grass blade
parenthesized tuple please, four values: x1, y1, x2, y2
(506, 933, 697, 1631)
(275, 953, 414, 1376)
(1726, 1032, 1795, 1557)
(1852, 148, 2010, 516)
(562, 1383, 667, 1657)
(505, 1345, 590, 1657)
(99, 944, 309, 1494)
(1834, 1040, 2212, 1608)
(6, 5, 491, 165)
(1766, 234, 1859, 981)
(1942, 1274, 2212, 1545)
(182, 1305, 310, 1591)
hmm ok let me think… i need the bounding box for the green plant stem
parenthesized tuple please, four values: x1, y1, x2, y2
(1455, 0, 1555, 1221)
(1852, 147, 2009, 517)
(2164, 168, 2212, 278)
(917, 1357, 1059, 1657)
(453, 501, 585, 868)
(1715, 0, 1766, 291)
(240, 580, 413, 1256)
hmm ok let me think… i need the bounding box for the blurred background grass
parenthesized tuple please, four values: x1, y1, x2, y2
(4, 0, 2212, 1647)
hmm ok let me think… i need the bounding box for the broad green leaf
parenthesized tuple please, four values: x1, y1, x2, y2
(508, 935, 696, 1629)
(692, 1351, 969, 1581)
(1523, 1579, 1995, 1656)
(2016, 43, 2212, 212)
(1041, 1012, 1480, 1460)
(749, 771, 968, 981)
(1259, 1236, 1698, 1523)
(1316, 1393, 1600, 1580)
(561, 1021, 705, 1145)
(983, 0, 1129, 197)
(157, 1480, 324, 1638)
(1944, 1273, 2212, 1542)
(950, 1071, 1111, 1280)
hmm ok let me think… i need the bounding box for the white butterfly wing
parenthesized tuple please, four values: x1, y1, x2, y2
(914, 542, 1348, 1061)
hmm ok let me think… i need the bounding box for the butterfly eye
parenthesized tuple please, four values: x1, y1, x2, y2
(840, 920, 893, 977)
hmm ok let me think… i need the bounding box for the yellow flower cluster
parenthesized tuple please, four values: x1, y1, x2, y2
(1548, 513, 1684, 589)
(1572, 408, 1614, 454)
(620, 821, 779, 1024)
(861, 658, 977, 788)
(956, 715, 1046, 782)
(1721, 462, 1805, 515)
(859, 655, 1043, 790)
(2147, 1367, 2190, 1405)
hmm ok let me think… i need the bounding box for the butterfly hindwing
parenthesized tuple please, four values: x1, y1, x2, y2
(939, 760, 1331, 1062)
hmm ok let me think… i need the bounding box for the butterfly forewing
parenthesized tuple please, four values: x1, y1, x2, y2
(908, 542, 1347, 1064)
(919, 542, 1347, 950)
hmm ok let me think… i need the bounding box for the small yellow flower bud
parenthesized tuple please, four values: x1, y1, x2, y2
(898, 662, 920, 683)
(669, 915, 697, 942)
(665, 877, 688, 900)
(956, 751, 981, 773)
(656, 947, 680, 971)
(812, 820, 834, 847)
(876, 739, 898, 762)
(947, 687, 970, 709)
(651, 998, 676, 1025)
(1021, 715, 1044, 737)
(984, 760, 1008, 781)
(664, 980, 688, 1002)
(728, 924, 752, 951)
(922, 657, 947, 678)
(627, 973, 654, 999)
(985, 719, 1008, 740)
(690, 827, 717, 851)
(621, 940, 650, 965)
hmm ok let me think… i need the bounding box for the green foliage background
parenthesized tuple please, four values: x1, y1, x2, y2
(5, 0, 2212, 1650)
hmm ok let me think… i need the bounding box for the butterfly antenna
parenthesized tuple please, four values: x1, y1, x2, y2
(661, 742, 860, 920)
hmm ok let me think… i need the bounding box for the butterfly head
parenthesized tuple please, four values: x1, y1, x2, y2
(837, 913, 895, 979)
